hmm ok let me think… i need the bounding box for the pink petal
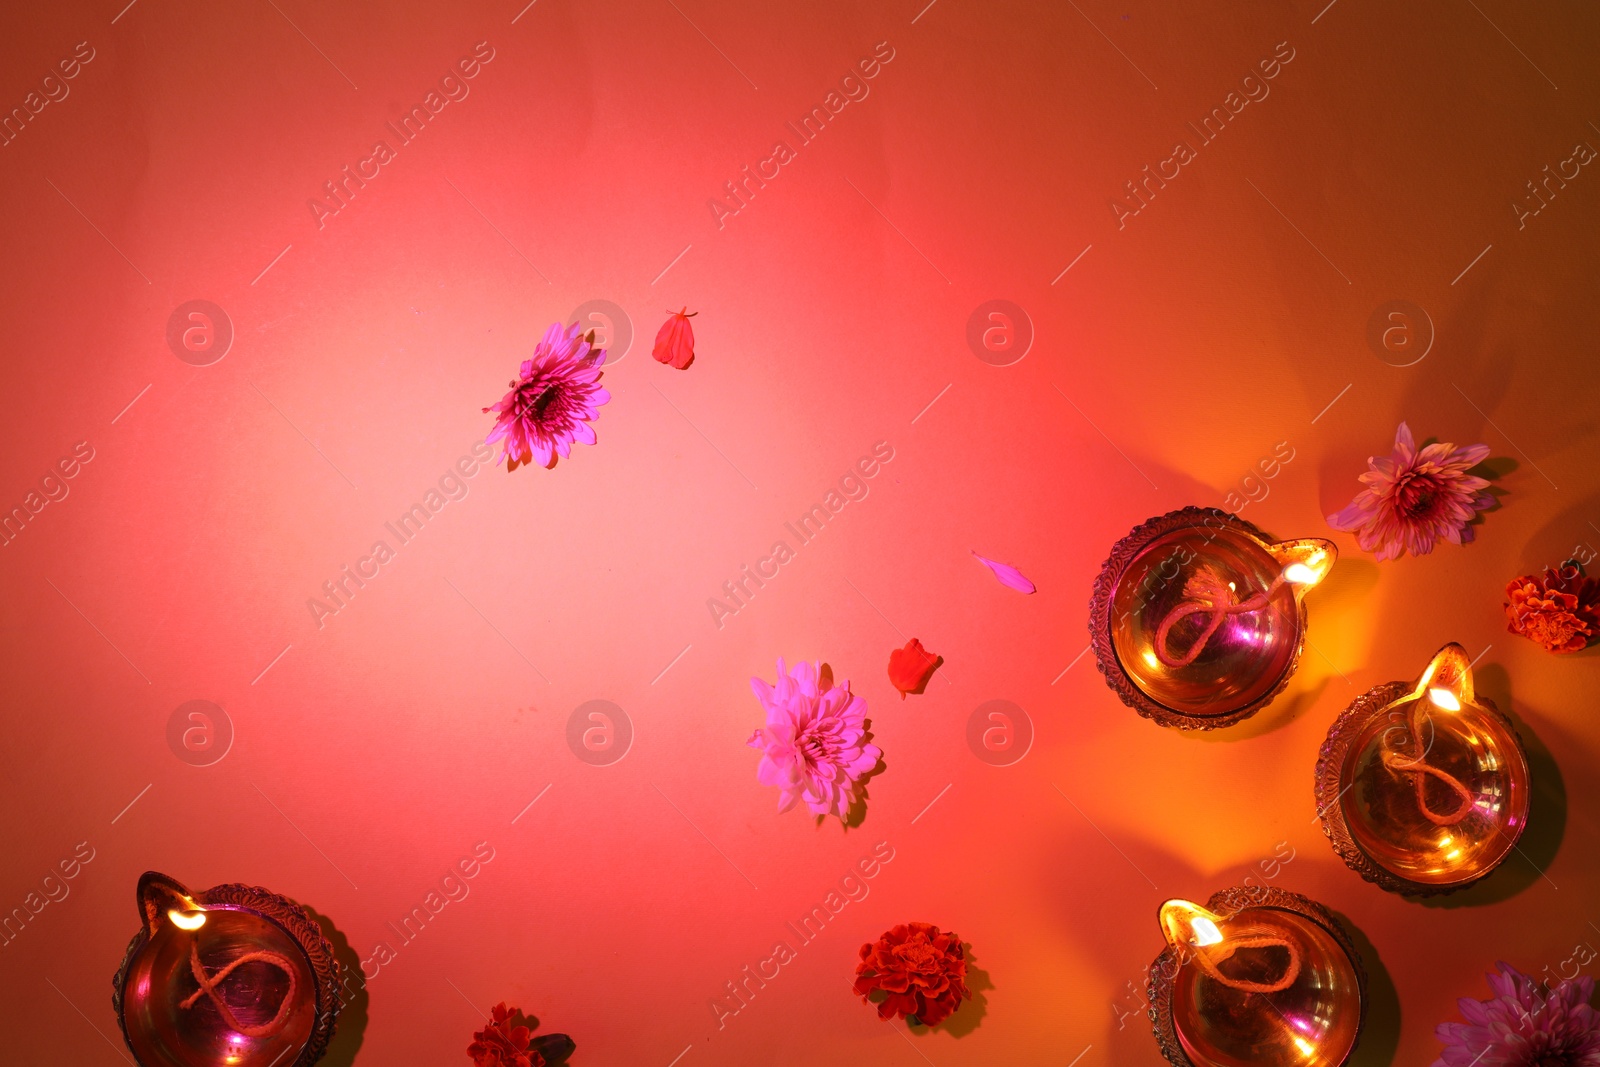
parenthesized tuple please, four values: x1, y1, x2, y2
(1393, 421, 1416, 457)
(971, 551, 1036, 594)
(1326, 500, 1370, 531)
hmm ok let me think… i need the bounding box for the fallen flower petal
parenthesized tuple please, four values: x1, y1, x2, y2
(653, 307, 697, 369)
(972, 551, 1036, 594)
(888, 638, 942, 699)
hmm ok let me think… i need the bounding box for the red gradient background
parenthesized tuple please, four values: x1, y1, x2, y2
(3, 1, 1600, 1064)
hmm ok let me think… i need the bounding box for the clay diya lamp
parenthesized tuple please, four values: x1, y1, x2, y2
(113, 871, 341, 1067)
(1148, 886, 1366, 1067)
(1090, 507, 1335, 729)
(1315, 642, 1532, 895)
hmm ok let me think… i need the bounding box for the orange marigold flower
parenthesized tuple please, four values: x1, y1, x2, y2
(1504, 565, 1600, 654)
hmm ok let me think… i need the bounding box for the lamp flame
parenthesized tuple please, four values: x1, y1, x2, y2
(1282, 563, 1319, 585)
(1159, 898, 1226, 951)
(1415, 643, 1476, 710)
(167, 908, 206, 930)
(1429, 687, 1462, 711)
(1267, 538, 1337, 600)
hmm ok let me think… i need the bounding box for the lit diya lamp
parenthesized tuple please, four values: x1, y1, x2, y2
(1147, 887, 1366, 1067)
(113, 872, 341, 1067)
(1090, 508, 1336, 729)
(1315, 642, 1531, 895)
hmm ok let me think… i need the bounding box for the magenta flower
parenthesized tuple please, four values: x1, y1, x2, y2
(483, 322, 610, 470)
(1433, 963, 1600, 1067)
(747, 658, 881, 821)
(1327, 422, 1494, 560)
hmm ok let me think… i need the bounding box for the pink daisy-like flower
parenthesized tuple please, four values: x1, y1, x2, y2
(482, 322, 610, 470)
(1327, 421, 1494, 560)
(747, 658, 881, 821)
(1433, 962, 1600, 1067)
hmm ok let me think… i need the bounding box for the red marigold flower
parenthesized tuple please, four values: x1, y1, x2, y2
(887, 638, 942, 699)
(652, 307, 697, 369)
(853, 922, 972, 1026)
(1505, 565, 1600, 654)
(467, 1002, 544, 1067)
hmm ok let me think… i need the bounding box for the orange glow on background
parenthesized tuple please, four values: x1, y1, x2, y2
(2, 2, 1599, 1065)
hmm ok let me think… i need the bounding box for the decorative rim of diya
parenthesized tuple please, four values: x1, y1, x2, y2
(1145, 885, 1368, 1067)
(1314, 643, 1530, 897)
(112, 871, 342, 1067)
(1089, 507, 1330, 730)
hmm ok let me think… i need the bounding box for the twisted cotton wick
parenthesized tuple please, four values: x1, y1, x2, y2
(1189, 930, 1302, 994)
(1381, 698, 1475, 826)
(180, 941, 299, 1039)
(1154, 571, 1289, 669)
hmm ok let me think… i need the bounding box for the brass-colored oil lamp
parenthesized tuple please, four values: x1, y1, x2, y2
(113, 872, 341, 1067)
(1315, 643, 1532, 895)
(1147, 886, 1365, 1067)
(1091, 508, 1336, 729)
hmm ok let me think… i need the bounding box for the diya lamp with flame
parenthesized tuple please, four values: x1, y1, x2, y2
(1315, 642, 1532, 895)
(1091, 508, 1336, 729)
(113, 872, 341, 1067)
(1147, 886, 1366, 1067)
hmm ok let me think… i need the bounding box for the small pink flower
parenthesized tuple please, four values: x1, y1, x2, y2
(747, 658, 880, 821)
(1328, 422, 1494, 560)
(483, 322, 609, 471)
(1432, 962, 1600, 1067)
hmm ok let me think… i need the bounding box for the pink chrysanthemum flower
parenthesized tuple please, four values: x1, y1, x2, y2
(482, 322, 609, 470)
(1433, 962, 1600, 1067)
(1328, 421, 1494, 560)
(747, 658, 881, 821)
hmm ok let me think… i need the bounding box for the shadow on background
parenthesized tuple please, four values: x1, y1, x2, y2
(917, 947, 991, 1038)
(1335, 910, 1401, 1067)
(516, 1005, 576, 1065)
(1202, 674, 1332, 742)
(1516, 491, 1600, 574)
(306, 907, 366, 1067)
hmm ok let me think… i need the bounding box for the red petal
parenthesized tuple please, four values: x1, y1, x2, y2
(887, 638, 942, 698)
(653, 311, 696, 369)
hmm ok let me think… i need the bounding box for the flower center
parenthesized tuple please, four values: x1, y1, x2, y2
(529, 384, 560, 418)
(1394, 472, 1438, 518)
(891, 941, 941, 973)
(1528, 1036, 1580, 1067)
